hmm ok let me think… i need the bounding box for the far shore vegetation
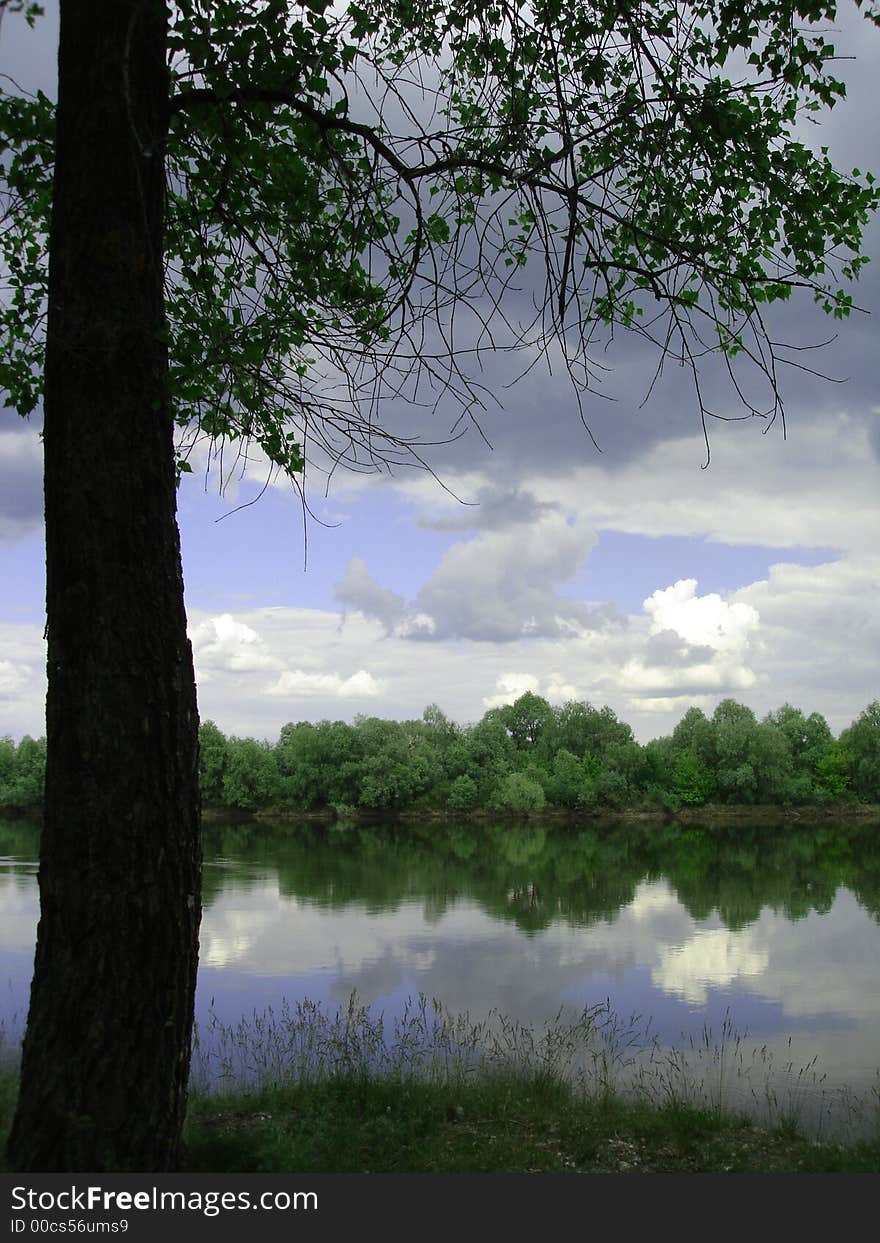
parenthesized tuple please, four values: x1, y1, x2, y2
(3, 696, 880, 821)
(2, 696, 880, 820)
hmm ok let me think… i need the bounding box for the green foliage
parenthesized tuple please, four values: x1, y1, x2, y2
(604, 740, 647, 786)
(500, 693, 555, 750)
(839, 701, 880, 801)
(594, 768, 630, 808)
(671, 749, 715, 805)
(0, 734, 45, 807)
(5, 696, 878, 815)
(198, 719, 230, 803)
(547, 749, 590, 807)
(355, 717, 435, 810)
(454, 713, 515, 803)
(552, 702, 634, 764)
(0, 737, 15, 802)
(671, 708, 716, 768)
(713, 699, 760, 803)
(3, 0, 878, 466)
(749, 722, 794, 803)
(446, 774, 478, 810)
(814, 739, 852, 799)
(0, 86, 53, 418)
(222, 737, 282, 809)
(765, 704, 832, 770)
(276, 719, 364, 808)
(492, 771, 546, 813)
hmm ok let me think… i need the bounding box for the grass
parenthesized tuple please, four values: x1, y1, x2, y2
(180, 1069, 880, 1173)
(2, 997, 879, 1173)
(181, 995, 880, 1172)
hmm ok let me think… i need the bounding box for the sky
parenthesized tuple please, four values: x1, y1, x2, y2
(1, 2, 878, 744)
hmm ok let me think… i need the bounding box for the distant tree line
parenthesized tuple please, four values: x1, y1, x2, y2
(0, 734, 46, 809)
(201, 696, 880, 813)
(3, 697, 879, 815)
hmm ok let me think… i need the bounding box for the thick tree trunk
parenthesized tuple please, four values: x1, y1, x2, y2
(6, 0, 201, 1171)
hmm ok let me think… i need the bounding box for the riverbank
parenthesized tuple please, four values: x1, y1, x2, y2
(182, 1074, 880, 1173)
(6, 800, 879, 828)
(238, 800, 880, 827)
(1, 1065, 876, 1173)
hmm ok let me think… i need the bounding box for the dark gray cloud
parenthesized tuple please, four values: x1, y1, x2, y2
(4, 0, 877, 496)
(0, 423, 43, 540)
(417, 485, 558, 532)
(34, 4, 880, 480)
(345, 7, 880, 485)
(334, 557, 405, 633)
(642, 629, 716, 669)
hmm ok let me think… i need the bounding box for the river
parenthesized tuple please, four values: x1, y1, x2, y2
(1, 815, 878, 1136)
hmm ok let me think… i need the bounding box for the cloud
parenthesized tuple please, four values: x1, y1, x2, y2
(267, 668, 382, 699)
(613, 580, 761, 702)
(618, 657, 758, 697)
(629, 694, 714, 715)
(410, 514, 615, 642)
(0, 427, 43, 541)
(417, 486, 558, 532)
(482, 672, 541, 709)
(730, 557, 880, 711)
(0, 623, 47, 738)
(395, 611, 436, 638)
(425, 403, 876, 565)
(334, 558, 405, 633)
(333, 512, 621, 644)
(190, 613, 276, 677)
(482, 670, 587, 708)
(544, 673, 582, 704)
(0, 660, 30, 698)
(642, 628, 716, 668)
(653, 927, 770, 1007)
(644, 579, 760, 653)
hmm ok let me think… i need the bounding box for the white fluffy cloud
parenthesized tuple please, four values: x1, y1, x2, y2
(0, 659, 30, 698)
(0, 624, 46, 737)
(267, 668, 382, 698)
(652, 927, 770, 1007)
(190, 613, 276, 677)
(4, 403, 879, 745)
(610, 579, 762, 704)
(644, 579, 759, 652)
(619, 658, 758, 696)
(482, 671, 584, 708)
(482, 672, 540, 709)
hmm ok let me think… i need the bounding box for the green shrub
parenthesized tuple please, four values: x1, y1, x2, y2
(447, 774, 478, 810)
(493, 771, 546, 812)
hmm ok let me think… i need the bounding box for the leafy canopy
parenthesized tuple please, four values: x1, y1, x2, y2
(1, 0, 878, 476)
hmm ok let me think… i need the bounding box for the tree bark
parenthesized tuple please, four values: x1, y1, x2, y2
(6, 0, 201, 1171)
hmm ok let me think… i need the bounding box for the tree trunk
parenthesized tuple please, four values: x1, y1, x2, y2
(6, 0, 201, 1171)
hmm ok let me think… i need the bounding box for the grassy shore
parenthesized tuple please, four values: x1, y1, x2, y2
(2, 995, 879, 1173)
(182, 1071, 880, 1173)
(1, 1064, 877, 1173)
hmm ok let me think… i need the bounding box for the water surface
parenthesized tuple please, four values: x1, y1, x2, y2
(2, 816, 878, 1134)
